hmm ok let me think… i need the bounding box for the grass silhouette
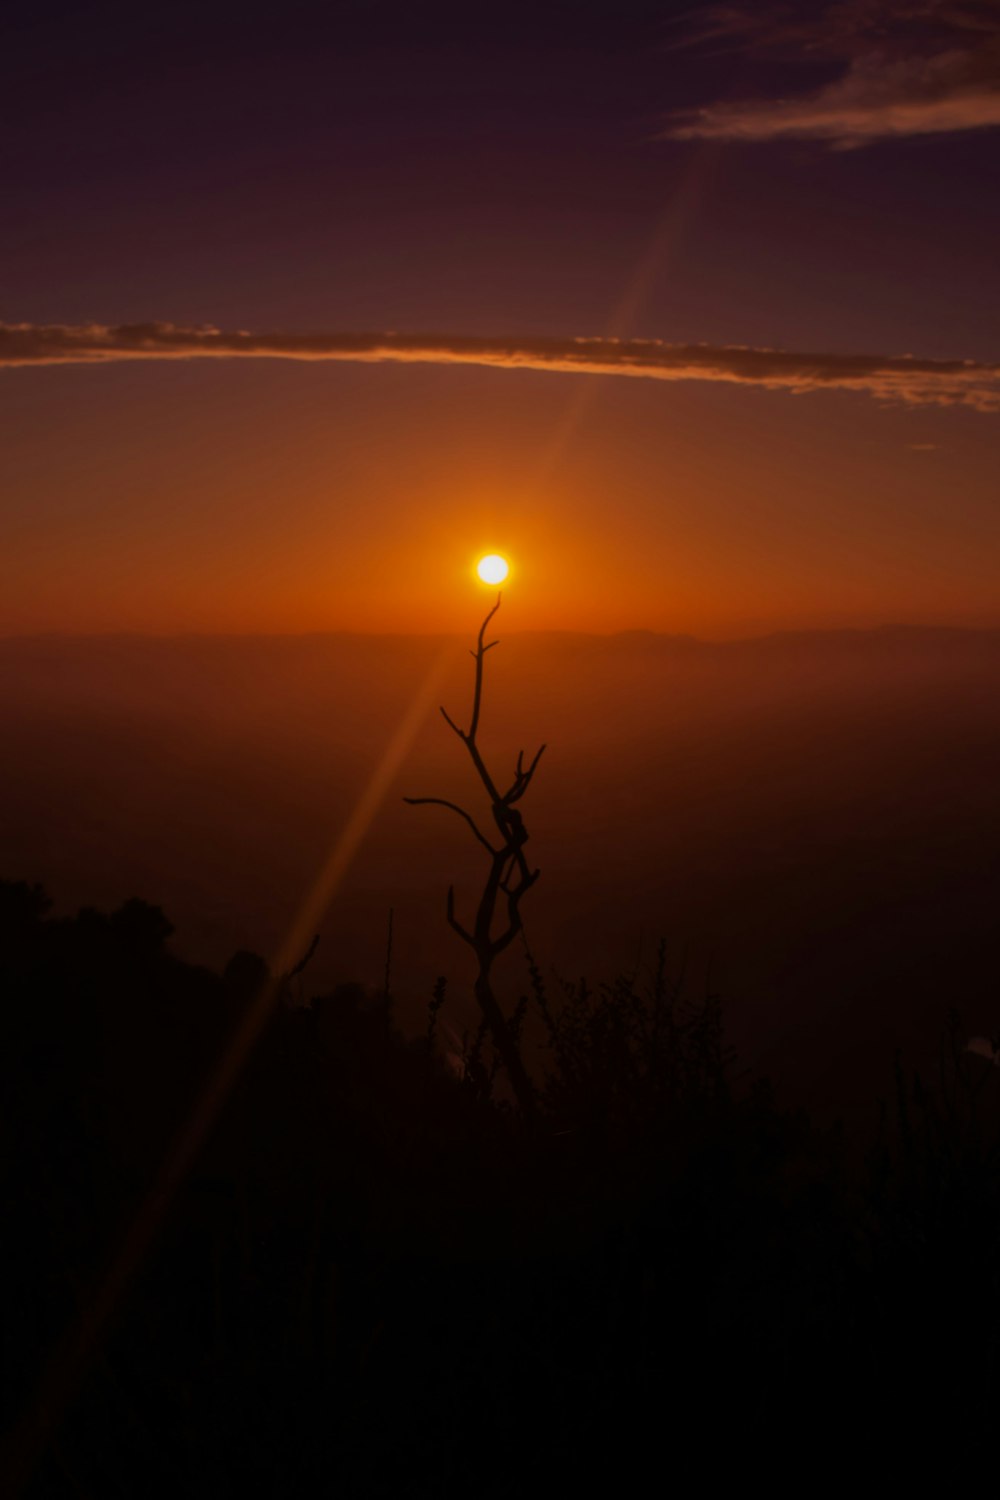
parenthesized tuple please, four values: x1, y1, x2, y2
(2, 875, 1000, 1494)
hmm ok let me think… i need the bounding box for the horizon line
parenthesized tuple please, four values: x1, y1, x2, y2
(5, 621, 1000, 648)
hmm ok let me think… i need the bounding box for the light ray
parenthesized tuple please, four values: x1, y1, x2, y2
(271, 642, 457, 976)
(4, 642, 457, 1497)
(517, 139, 721, 510)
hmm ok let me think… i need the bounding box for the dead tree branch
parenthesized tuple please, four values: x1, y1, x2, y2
(401, 797, 497, 854)
(405, 591, 543, 1117)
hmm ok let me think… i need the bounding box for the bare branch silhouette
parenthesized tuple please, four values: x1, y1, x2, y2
(402, 797, 497, 853)
(405, 591, 543, 1116)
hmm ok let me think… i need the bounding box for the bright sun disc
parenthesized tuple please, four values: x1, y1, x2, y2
(476, 554, 509, 585)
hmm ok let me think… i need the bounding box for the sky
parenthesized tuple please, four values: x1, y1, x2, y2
(2, 0, 999, 636)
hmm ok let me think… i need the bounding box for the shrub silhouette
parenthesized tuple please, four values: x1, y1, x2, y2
(4, 866, 1000, 1493)
(526, 940, 731, 1136)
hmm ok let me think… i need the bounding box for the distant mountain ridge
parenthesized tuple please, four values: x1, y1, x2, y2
(4, 623, 1000, 648)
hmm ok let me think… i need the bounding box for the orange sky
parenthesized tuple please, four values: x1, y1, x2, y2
(2, 355, 997, 638)
(4, 1, 999, 640)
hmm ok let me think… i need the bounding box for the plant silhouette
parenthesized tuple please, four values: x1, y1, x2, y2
(5, 874, 1000, 1492)
(405, 592, 543, 1116)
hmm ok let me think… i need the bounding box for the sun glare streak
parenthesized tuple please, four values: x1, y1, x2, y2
(509, 140, 720, 521)
(6, 644, 457, 1498)
(273, 643, 456, 973)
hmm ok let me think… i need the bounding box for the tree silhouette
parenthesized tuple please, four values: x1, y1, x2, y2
(405, 592, 543, 1116)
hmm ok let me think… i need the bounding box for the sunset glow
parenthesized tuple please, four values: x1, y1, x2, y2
(5, 5, 1000, 1486)
(0, 4, 996, 641)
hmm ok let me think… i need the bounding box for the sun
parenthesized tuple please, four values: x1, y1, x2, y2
(476, 553, 509, 586)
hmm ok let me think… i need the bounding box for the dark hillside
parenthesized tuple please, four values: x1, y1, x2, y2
(3, 881, 1000, 1494)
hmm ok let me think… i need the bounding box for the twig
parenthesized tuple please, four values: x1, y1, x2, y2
(402, 797, 497, 853)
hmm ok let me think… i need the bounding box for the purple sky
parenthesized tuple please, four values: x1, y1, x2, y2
(2, 0, 998, 634)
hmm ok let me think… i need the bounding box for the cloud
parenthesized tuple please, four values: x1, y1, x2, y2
(663, 1, 1000, 146)
(0, 318, 995, 408)
(1, 322, 999, 410)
